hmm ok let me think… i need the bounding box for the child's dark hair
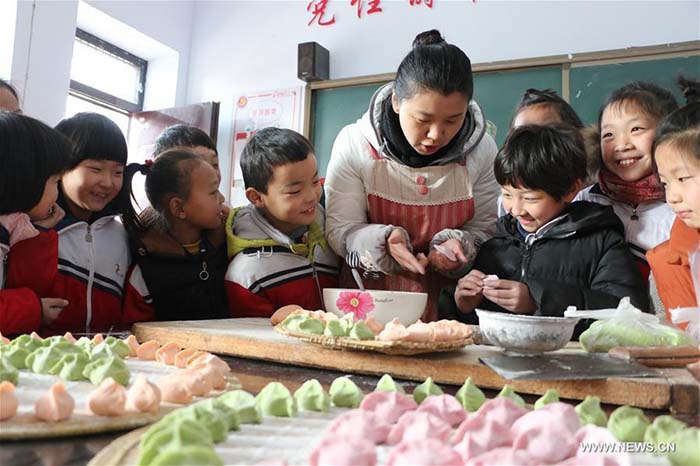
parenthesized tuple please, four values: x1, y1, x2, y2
(153, 124, 217, 158)
(495, 125, 587, 201)
(55, 112, 128, 169)
(513, 88, 583, 129)
(394, 29, 473, 102)
(123, 150, 204, 235)
(652, 76, 700, 172)
(598, 81, 678, 128)
(0, 113, 70, 214)
(240, 127, 314, 193)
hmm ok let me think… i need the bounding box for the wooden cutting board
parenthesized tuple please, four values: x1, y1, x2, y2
(132, 318, 699, 414)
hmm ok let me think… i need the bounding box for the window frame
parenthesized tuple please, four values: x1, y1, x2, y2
(69, 28, 148, 114)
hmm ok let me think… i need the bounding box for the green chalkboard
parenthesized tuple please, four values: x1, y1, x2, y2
(570, 55, 700, 125)
(473, 66, 562, 147)
(312, 84, 382, 177)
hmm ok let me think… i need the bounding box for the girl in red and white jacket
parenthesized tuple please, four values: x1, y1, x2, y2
(0, 113, 70, 335)
(6, 113, 131, 335)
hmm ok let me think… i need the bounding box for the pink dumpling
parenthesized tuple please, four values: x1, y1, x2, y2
(572, 425, 630, 466)
(466, 447, 536, 466)
(385, 438, 462, 466)
(452, 414, 511, 461)
(511, 402, 580, 440)
(560, 454, 631, 466)
(0, 381, 18, 420)
(405, 320, 434, 342)
(308, 436, 377, 466)
(416, 394, 466, 427)
(387, 411, 452, 445)
(359, 391, 417, 424)
(377, 319, 410, 342)
(473, 397, 528, 427)
(574, 424, 619, 446)
(325, 409, 390, 444)
(511, 414, 579, 464)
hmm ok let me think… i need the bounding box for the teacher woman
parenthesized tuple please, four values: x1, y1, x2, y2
(324, 29, 499, 320)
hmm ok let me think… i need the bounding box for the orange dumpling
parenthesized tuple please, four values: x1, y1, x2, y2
(126, 376, 161, 413)
(0, 381, 18, 421)
(88, 377, 127, 417)
(155, 342, 181, 365)
(35, 383, 74, 422)
(136, 340, 160, 360)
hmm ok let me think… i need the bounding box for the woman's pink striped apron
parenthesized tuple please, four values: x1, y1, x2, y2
(340, 145, 475, 321)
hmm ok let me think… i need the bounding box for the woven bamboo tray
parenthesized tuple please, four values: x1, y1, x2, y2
(274, 326, 473, 355)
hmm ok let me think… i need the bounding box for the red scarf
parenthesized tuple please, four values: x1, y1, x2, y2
(598, 169, 665, 206)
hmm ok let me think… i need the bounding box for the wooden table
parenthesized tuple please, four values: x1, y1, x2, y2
(3, 354, 697, 466)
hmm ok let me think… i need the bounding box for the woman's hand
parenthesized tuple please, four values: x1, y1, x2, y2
(482, 279, 536, 314)
(429, 239, 467, 272)
(387, 228, 427, 274)
(454, 269, 485, 313)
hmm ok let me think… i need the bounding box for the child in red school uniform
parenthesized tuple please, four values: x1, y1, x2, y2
(225, 127, 339, 317)
(7, 113, 131, 335)
(0, 113, 70, 335)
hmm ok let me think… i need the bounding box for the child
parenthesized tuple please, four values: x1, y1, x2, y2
(577, 82, 679, 281)
(0, 113, 69, 335)
(6, 113, 131, 334)
(499, 88, 591, 216)
(122, 150, 230, 322)
(440, 125, 649, 332)
(647, 77, 700, 321)
(225, 127, 339, 317)
(153, 124, 221, 182)
(511, 88, 584, 130)
(324, 30, 499, 321)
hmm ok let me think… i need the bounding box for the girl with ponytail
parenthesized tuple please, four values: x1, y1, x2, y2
(121, 150, 230, 322)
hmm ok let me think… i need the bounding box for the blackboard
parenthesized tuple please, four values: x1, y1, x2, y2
(570, 55, 700, 125)
(309, 45, 699, 177)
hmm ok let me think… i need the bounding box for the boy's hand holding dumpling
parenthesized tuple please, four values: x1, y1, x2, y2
(32, 204, 64, 229)
(454, 269, 485, 313)
(481, 279, 536, 314)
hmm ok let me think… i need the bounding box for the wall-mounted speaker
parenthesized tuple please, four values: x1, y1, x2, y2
(298, 42, 329, 82)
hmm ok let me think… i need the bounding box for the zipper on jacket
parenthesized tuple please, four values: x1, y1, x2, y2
(631, 206, 639, 221)
(85, 224, 95, 333)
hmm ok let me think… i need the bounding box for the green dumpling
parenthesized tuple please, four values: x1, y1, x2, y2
(375, 374, 405, 394)
(82, 355, 130, 386)
(75, 337, 93, 353)
(329, 376, 363, 408)
(43, 336, 69, 347)
(324, 318, 351, 337)
(456, 377, 485, 412)
(413, 377, 443, 404)
(150, 445, 223, 466)
(644, 415, 686, 449)
(255, 382, 297, 417)
(25, 346, 66, 374)
(667, 427, 699, 466)
(49, 353, 91, 381)
(138, 417, 214, 466)
(10, 334, 43, 354)
(608, 406, 650, 442)
(497, 384, 527, 409)
(0, 345, 28, 370)
(92, 337, 130, 359)
(191, 398, 240, 431)
(575, 396, 608, 427)
(349, 321, 375, 340)
(217, 390, 261, 424)
(534, 388, 559, 409)
(171, 404, 228, 442)
(294, 379, 330, 412)
(0, 356, 18, 385)
(281, 315, 325, 335)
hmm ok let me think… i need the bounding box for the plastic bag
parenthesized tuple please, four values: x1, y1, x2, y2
(564, 297, 698, 352)
(668, 248, 700, 341)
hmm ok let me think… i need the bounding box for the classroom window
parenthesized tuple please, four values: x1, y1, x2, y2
(65, 28, 147, 134)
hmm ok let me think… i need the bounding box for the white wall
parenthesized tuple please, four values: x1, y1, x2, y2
(9, 0, 195, 125)
(186, 0, 700, 199)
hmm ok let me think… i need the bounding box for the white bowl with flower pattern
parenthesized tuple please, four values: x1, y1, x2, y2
(475, 308, 579, 353)
(322, 288, 427, 326)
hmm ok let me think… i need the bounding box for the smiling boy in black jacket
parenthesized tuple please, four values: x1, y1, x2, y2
(439, 125, 649, 330)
